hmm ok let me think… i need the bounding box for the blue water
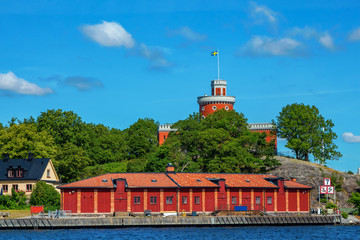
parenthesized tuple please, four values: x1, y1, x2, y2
(0, 226, 359, 240)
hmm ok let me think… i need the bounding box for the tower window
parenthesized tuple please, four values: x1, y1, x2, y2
(225, 106, 229, 110)
(201, 106, 205, 111)
(212, 106, 217, 111)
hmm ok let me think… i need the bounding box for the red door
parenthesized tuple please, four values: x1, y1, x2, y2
(98, 189, 111, 213)
(114, 180, 127, 212)
(63, 189, 77, 213)
(81, 189, 94, 213)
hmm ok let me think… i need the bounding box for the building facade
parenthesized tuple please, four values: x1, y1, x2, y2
(59, 165, 311, 214)
(0, 153, 61, 196)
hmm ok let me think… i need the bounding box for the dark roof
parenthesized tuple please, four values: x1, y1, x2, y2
(0, 158, 51, 180)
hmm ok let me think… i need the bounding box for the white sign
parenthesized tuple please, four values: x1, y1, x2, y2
(320, 186, 328, 194)
(327, 186, 334, 194)
(324, 178, 331, 186)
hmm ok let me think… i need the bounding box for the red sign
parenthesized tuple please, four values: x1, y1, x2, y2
(324, 178, 331, 186)
(30, 205, 44, 214)
(320, 186, 328, 194)
(327, 186, 335, 194)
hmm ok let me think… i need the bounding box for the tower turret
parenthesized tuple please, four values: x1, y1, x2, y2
(197, 79, 235, 118)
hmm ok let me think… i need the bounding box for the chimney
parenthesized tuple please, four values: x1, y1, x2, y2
(28, 152, 34, 160)
(165, 163, 175, 173)
(3, 153, 9, 160)
(290, 177, 296, 182)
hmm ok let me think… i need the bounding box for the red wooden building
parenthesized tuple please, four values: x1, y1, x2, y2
(59, 165, 311, 214)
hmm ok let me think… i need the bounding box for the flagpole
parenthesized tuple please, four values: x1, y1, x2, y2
(217, 49, 220, 80)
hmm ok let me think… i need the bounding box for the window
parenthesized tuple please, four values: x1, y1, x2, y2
(194, 196, 200, 205)
(166, 196, 173, 204)
(8, 169, 14, 178)
(134, 196, 140, 204)
(2, 185, 8, 192)
(26, 184, 32, 192)
(47, 169, 51, 178)
(255, 196, 261, 204)
(16, 169, 23, 178)
(232, 197, 237, 205)
(225, 106, 229, 111)
(182, 196, 187, 204)
(12, 185, 18, 191)
(150, 196, 157, 204)
(212, 105, 217, 111)
(267, 197, 272, 205)
(201, 106, 205, 111)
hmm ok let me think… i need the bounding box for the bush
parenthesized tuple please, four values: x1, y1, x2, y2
(0, 189, 28, 210)
(342, 212, 348, 219)
(30, 181, 60, 209)
(320, 198, 327, 203)
(349, 192, 360, 215)
(325, 202, 337, 209)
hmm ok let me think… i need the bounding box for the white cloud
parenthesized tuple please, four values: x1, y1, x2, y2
(288, 26, 318, 39)
(319, 31, 334, 50)
(81, 21, 135, 48)
(0, 72, 53, 96)
(169, 26, 207, 42)
(288, 26, 335, 50)
(342, 132, 360, 143)
(64, 76, 103, 91)
(130, 43, 173, 70)
(249, 1, 278, 25)
(348, 27, 360, 41)
(239, 36, 302, 57)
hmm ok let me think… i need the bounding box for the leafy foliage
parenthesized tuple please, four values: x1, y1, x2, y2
(349, 192, 360, 215)
(55, 142, 92, 183)
(80, 161, 128, 179)
(275, 103, 341, 163)
(124, 118, 159, 160)
(325, 202, 337, 209)
(0, 108, 279, 182)
(0, 189, 27, 210)
(0, 123, 56, 159)
(146, 110, 279, 173)
(30, 181, 60, 209)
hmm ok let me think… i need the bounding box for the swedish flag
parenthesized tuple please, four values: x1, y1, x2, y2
(211, 51, 218, 56)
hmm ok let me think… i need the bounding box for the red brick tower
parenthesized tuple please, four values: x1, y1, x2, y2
(197, 80, 236, 118)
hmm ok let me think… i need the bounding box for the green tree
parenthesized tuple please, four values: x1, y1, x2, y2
(54, 142, 92, 183)
(349, 192, 360, 215)
(124, 118, 159, 160)
(30, 181, 60, 209)
(0, 123, 56, 159)
(275, 103, 341, 163)
(36, 109, 89, 147)
(85, 124, 127, 164)
(147, 110, 278, 173)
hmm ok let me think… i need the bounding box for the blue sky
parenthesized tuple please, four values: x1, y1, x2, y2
(0, 1, 360, 172)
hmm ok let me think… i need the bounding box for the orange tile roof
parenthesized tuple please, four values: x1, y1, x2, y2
(167, 173, 279, 188)
(58, 172, 311, 190)
(59, 173, 178, 189)
(284, 180, 312, 189)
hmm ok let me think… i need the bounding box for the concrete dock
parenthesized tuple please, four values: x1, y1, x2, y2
(0, 215, 341, 229)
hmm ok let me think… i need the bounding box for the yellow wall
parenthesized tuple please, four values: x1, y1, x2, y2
(1, 159, 61, 196)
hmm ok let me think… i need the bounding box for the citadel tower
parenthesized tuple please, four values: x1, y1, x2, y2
(197, 80, 236, 118)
